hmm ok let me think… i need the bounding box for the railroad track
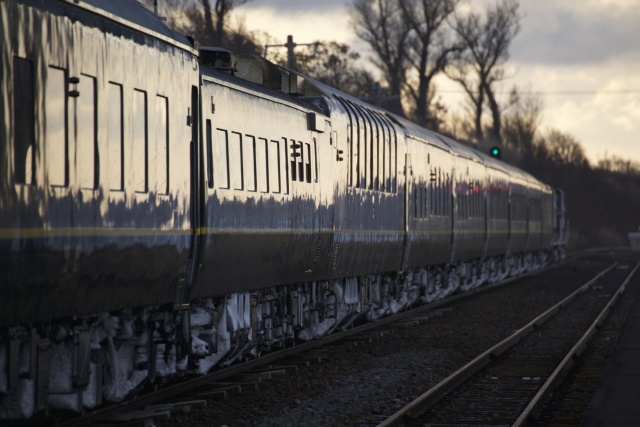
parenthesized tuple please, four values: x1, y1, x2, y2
(379, 260, 639, 427)
(40, 267, 543, 427)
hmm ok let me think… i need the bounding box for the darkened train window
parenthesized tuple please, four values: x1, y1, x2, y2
(230, 132, 243, 190)
(281, 138, 290, 194)
(297, 140, 304, 182)
(372, 113, 385, 192)
(353, 104, 369, 189)
(132, 89, 148, 192)
(13, 57, 36, 185)
(257, 137, 268, 193)
(336, 98, 358, 188)
(290, 140, 298, 182)
(156, 95, 169, 194)
(107, 83, 124, 191)
(205, 120, 214, 188)
(370, 114, 379, 191)
(216, 129, 229, 189)
(46, 66, 68, 187)
(269, 140, 281, 193)
(78, 74, 97, 189)
(313, 138, 318, 183)
(304, 142, 312, 183)
(244, 135, 256, 192)
(337, 97, 361, 188)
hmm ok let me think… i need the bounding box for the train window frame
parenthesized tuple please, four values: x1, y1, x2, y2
(132, 89, 149, 193)
(230, 131, 243, 191)
(156, 95, 169, 195)
(107, 82, 124, 191)
(289, 139, 298, 182)
(216, 128, 230, 189)
(77, 74, 97, 190)
(281, 138, 290, 194)
(46, 66, 68, 187)
(304, 142, 312, 184)
(297, 140, 304, 183)
(244, 134, 257, 192)
(313, 138, 318, 184)
(269, 139, 281, 194)
(205, 120, 214, 189)
(13, 57, 36, 186)
(257, 137, 268, 193)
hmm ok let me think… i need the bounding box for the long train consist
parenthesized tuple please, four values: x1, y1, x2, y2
(0, 0, 567, 419)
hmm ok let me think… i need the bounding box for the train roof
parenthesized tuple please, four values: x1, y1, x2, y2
(67, 0, 195, 51)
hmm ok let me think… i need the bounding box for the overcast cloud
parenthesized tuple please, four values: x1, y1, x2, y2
(512, 0, 640, 65)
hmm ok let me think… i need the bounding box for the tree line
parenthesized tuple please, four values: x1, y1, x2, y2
(148, 0, 640, 250)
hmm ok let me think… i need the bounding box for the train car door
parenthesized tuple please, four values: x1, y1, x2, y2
(185, 84, 202, 305)
(401, 153, 412, 270)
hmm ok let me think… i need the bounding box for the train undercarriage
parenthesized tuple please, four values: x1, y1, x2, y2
(0, 250, 559, 419)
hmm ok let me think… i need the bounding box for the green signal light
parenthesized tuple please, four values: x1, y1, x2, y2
(490, 146, 501, 159)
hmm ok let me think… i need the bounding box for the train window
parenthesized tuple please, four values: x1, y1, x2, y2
(77, 74, 97, 189)
(374, 116, 385, 191)
(281, 138, 289, 194)
(156, 95, 169, 194)
(132, 89, 148, 193)
(244, 135, 256, 192)
(297, 140, 304, 182)
(305, 142, 312, 183)
(257, 138, 268, 193)
(371, 114, 378, 191)
(313, 138, 318, 183)
(107, 83, 124, 191)
(351, 102, 365, 188)
(230, 132, 243, 190)
(335, 97, 357, 188)
(391, 131, 397, 193)
(357, 106, 370, 190)
(46, 66, 68, 187)
(269, 140, 281, 193)
(205, 120, 214, 188)
(13, 57, 36, 185)
(216, 129, 229, 189)
(290, 139, 298, 182)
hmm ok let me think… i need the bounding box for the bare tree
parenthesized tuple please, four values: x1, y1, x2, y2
(539, 129, 589, 168)
(295, 41, 380, 100)
(597, 155, 640, 176)
(448, 0, 521, 144)
(160, 0, 252, 49)
(350, 0, 411, 116)
(399, 0, 461, 129)
(502, 86, 543, 158)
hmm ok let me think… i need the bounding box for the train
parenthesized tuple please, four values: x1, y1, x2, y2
(0, 0, 567, 419)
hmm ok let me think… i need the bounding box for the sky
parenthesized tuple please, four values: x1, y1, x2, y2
(236, 0, 640, 165)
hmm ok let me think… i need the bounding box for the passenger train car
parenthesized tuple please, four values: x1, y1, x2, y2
(0, 0, 567, 418)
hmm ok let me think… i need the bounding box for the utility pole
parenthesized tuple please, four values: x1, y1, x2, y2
(285, 35, 296, 70)
(264, 35, 319, 71)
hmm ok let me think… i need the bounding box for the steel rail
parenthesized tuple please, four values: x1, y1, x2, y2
(513, 262, 640, 426)
(58, 265, 543, 426)
(378, 262, 618, 427)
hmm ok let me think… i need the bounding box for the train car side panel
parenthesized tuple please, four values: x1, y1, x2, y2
(0, 0, 195, 326)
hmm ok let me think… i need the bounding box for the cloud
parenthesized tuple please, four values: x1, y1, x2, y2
(244, 0, 346, 14)
(238, 3, 359, 49)
(512, 0, 640, 65)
